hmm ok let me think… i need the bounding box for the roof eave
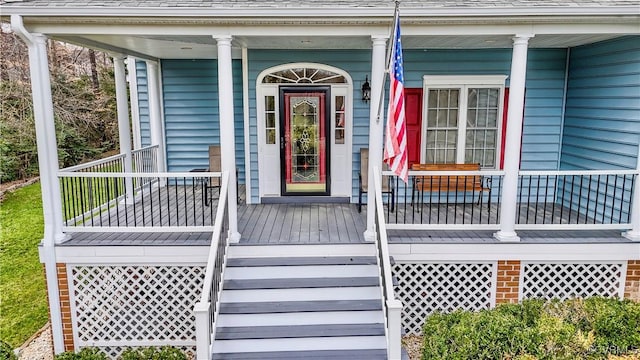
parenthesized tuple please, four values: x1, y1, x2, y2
(1, 5, 639, 18)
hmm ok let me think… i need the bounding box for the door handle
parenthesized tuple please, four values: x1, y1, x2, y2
(280, 136, 284, 150)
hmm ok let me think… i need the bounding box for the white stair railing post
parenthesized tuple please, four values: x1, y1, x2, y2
(194, 301, 211, 360)
(387, 298, 404, 360)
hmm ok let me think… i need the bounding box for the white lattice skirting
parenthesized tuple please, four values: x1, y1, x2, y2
(393, 261, 627, 335)
(520, 262, 626, 301)
(69, 265, 204, 358)
(392, 262, 496, 335)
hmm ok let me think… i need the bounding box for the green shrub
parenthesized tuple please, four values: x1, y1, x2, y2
(53, 346, 187, 360)
(421, 297, 640, 360)
(584, 297, 640, 356)
(54, 347, 107, 360)
(119, 346, 187, 360)
(0, 340, 17, 360)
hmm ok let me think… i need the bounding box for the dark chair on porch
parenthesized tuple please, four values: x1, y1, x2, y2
(358, 148, 395, 213)
(206, 145, 222, 203)
(202, 144, 240, 205)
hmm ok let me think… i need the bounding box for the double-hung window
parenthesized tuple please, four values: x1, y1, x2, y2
(422, 75, 507, 169)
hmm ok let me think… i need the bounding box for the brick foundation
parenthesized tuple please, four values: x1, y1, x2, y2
(495, 260, 521, 304)
(56, 263, 74, 351)
(624, 260, 640, 301)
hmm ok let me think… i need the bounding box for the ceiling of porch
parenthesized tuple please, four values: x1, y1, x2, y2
(54, 33, 626, 60)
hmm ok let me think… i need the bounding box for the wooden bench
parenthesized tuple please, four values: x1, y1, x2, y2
(411, 163, 491, 207)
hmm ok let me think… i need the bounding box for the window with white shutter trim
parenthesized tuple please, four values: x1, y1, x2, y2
(422, 75, 507, 169)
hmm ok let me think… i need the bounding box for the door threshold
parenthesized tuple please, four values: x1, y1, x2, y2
(261, 196, 350, 204)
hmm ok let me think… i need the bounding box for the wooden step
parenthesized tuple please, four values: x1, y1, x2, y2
(227, 244, 376, 258)
(219, 300, 383, 314)
(216, 311, 385, 327)
(212, 336, 387, 354)
(224, 276, 380, 290)
(215, 323, 385, 340)
(224, 264, 378, 279)
(220, 286, 381, 303)
(226, 256, 377, 267)
(212, 348, 387, 359)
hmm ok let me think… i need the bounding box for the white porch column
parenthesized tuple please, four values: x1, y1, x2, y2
(12, 17, 65, 352)
(365, 36, 388, 240)
(215, 35, 240, 242)
(146, 60, 167, 173)
(114, 56, 134, 201)
(494, 35, 533, 242)
(623, 144, 640, 241)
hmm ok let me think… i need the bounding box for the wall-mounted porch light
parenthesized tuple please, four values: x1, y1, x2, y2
(361, 76, 371, 102)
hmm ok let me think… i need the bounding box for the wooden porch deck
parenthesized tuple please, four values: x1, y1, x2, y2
(237, 203, 366, 244)
(60, 185, 631, 246)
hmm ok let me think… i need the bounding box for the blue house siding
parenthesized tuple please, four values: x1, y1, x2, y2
(404, 48, 567, 172)
(558, 36, 640, 223)
(135, 60, 151, 148)
(245, 48, 566, 203)
(160, 59, 245, 183)
(561, 36, 640, 171)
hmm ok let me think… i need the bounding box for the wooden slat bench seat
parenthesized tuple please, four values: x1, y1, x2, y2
(411, 163, 492, 207)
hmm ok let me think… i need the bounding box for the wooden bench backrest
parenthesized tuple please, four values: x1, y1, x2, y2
(411, 163, 486, 192)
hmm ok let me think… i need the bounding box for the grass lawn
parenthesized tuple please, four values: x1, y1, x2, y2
(0, 182, 48, 347)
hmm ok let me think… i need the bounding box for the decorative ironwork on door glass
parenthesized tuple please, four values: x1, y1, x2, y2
(284, 93, 327, 193)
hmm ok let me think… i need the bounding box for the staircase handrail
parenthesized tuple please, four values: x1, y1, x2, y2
(194, 171, 230, 360)
(372, 166, 403, 360)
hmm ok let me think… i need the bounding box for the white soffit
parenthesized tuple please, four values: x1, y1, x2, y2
(51, 32, 628, 59)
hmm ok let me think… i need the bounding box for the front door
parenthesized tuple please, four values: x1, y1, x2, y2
(280, 87, 331, 195)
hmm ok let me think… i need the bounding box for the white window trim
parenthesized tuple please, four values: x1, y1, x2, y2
(421, 75, 508, 169)
(255, 63, 353, 199)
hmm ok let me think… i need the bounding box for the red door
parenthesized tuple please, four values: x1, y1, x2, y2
(405, 88, 423, 166)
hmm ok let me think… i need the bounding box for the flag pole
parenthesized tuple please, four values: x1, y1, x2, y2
(375, 0, 400, 124)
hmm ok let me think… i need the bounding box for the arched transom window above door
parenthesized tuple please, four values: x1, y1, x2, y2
(262, 67, 347, 84)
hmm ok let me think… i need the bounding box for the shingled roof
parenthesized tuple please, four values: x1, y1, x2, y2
(2, 0, 639, 7)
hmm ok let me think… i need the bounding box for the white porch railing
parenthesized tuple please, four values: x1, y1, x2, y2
(515, 169, 637, 230)
(194, 172, 230, 360)
(59, 152, 125, 173)
(373, 166, 403, 360)
(384, 169, 505, 230)
(132, 145, 159, 173)
(58, 171, 221, 232)
(382, 168, 638, 233)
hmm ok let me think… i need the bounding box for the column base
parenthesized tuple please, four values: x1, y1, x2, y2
(363, 230, 376, 243)
(623, 230, 640, 241)
(55, 233, 71, 244)
(228, 231, 241, 244)
(494, 230, 520, 242)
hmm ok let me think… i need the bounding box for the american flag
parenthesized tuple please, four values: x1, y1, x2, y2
(383, 14, 408, 183)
